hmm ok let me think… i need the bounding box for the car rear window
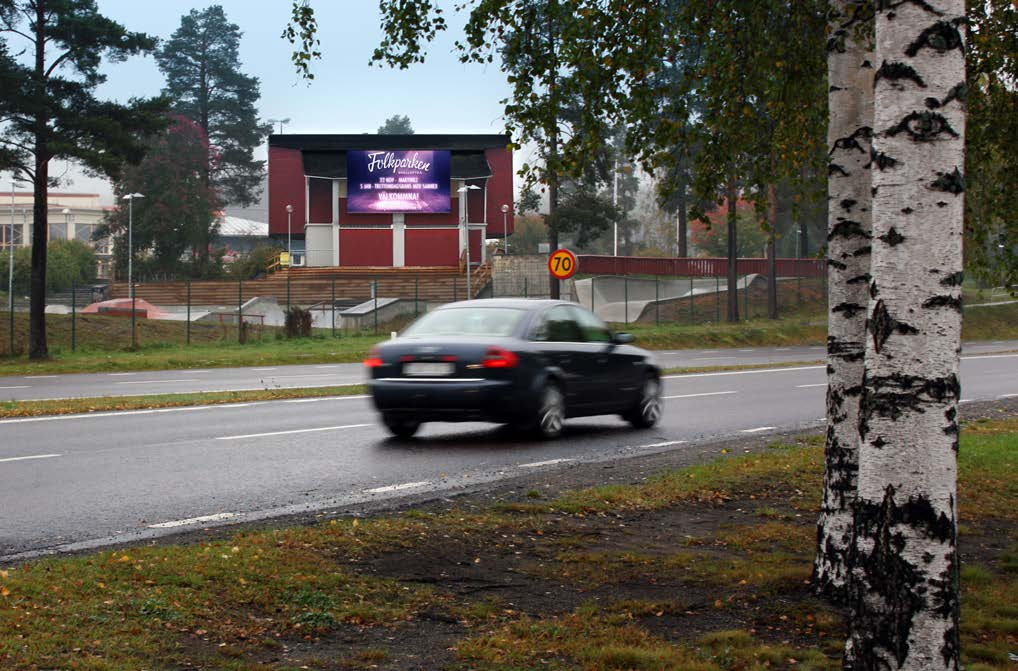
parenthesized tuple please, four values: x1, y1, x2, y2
(402, 307, 525, 338)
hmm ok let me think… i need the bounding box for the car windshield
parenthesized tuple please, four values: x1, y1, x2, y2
(402, 307, 525, 338)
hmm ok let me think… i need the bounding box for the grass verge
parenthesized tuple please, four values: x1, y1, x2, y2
(1, 416, 1015, 670)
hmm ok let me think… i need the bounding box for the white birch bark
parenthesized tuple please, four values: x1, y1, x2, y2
(813, 0, 873, 603)
(848, 1, 966, 669)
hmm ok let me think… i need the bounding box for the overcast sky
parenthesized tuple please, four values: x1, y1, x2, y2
(40, 1, 518, 207)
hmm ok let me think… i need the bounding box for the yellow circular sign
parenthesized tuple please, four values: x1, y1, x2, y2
(548, 248, 578, 280)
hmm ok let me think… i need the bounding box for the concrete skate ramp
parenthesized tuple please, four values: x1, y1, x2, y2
(575, 274, 764, 324)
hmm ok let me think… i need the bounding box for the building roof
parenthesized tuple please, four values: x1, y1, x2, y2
(302, 151, 491, 180)
(268, 134, 510, 151)
(218, 215, 268, 237)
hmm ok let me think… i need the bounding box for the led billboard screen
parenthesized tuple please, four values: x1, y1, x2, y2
(347, 150, 451, 213)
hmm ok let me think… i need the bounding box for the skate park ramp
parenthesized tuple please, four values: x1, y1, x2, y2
(574, 274, 763, 324)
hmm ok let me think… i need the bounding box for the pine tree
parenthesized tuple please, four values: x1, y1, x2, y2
(156, 5, 269, 209)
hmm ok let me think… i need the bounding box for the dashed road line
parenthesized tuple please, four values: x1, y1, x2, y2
(364, 481, 429, 494)
(0, 453, 61, 464)
(639, 440, 687, 448)
(741, 426, 776, 433)
(664, 365, 823, 380)
(663, 391, 737, 400)
(0, 385, 29, 390)
(107, 373, 136, 376)
(796, 383, 827, 388)
(24, 375, 59, 379)
(149, 512, 236, 529)
(216, 424, 370, 441)
(252, 368, 277, 371)
(519, 458, 574, 469)
(115, 379, 200, 385)
(999, 393, 1018, 399)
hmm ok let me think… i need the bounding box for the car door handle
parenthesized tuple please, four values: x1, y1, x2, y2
(596, 357, 608, 365)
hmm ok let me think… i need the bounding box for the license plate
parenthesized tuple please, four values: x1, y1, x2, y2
(403, 362, 454, 377)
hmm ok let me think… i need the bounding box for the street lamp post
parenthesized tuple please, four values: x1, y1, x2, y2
(500, 204, 510, 256)
(267, 117, 290, 135)
(8, 179, 16, 356)
(285, 204, 293, 309)
(612, 160, 632, 257)
(122, 193, 143, 349)
(457, 185, 481, 298)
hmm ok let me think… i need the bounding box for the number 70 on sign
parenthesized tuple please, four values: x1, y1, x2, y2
(548, 248, 578, 280)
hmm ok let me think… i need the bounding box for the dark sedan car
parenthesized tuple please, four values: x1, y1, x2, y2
(364, 299, 662, 439)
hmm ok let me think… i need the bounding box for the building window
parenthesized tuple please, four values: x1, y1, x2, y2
(75, 224, 94, 242)
(50, 222, 67, 240)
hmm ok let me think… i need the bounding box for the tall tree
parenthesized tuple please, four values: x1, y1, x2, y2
(156, 5, 268, 209)
(97, 116, 220, 279)
(377, 114, 414, 134)
(848, 2, 966, 668)
(0, 0, 167, 359)
(813, 0, 874, 604)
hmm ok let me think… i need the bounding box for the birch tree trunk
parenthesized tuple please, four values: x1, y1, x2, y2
(847, 1, 966, 668)
(813, 0, 873, 603)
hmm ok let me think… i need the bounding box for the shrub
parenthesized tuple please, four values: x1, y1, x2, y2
(285, 306, 312, 338)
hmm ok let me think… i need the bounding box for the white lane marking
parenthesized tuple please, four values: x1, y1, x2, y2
(0, 453, 61, 464)
(364, 481, 429, 494)
(149, 512, 236, 529)
(252, 368, 277, 371)
(664, 391, 737, 400)
(216, 423, 370, 441)
(775, 348, 791, 351)
(960, 399, 973, 403)
(809, 346, 824, 350)
(519, 458, 574, 469)
(741, 426, 776, 433)
(960, 354, 1018, 360)
(738, 349, 755, 352)
(115, 379, 200, 385)
(188, 370, 212, 374)
(664, 365, 823, 380)
(24, 375, 58, 379)
(315, 365, 339, 369)
(796, 383, 827, 388)
(0, 385, 29, 390)
(639, 440, 687, 448)
(692, 356, 735, 361)
(283, 396, 360, 403)
(999, 393, 1018, 399)
(271, 373, 343, 380)
(107, 373, 136, 376)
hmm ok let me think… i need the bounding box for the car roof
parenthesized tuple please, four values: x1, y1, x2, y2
(436, 298, 576, 312)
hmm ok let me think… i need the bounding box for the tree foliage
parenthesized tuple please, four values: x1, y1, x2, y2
(98, 116, 220, 279)
(0, 239, 96, 294)
(0, 0, 168, 358)
(377, 114, 414, 134)
(689, 199, 768, 258)
(156, 5, 269, 207)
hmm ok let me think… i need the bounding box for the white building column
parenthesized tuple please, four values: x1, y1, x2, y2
(392, 214, 406, 267)
(331, 179, 340, 266)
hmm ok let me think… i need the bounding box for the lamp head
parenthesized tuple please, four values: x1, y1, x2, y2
(500, 204, 509, 213)
(285, 204, 293, 213)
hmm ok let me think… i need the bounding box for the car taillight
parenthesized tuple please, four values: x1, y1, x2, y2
(363, 347, 383, 368)
(482, 346, 518, 369)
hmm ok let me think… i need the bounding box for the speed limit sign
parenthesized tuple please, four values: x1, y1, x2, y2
(548, 248, 578, 280)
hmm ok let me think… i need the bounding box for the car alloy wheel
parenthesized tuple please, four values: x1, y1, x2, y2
(384, 416, 421, 439)
(627, 376, 662, 428)
(538, 384, 565, 439)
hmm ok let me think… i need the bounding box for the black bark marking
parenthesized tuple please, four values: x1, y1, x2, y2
(924, 82, 967, 109)
(867, 148, 900, 170)
(901, 207, 914, 214)
(848, 273, 871, 285)
(853, 245, 871, 257)
(872, 186, 879, 196)
(922, 295, 962, 311)
(861, 59, 873, 68)
(872, 436, 887, 448)
(829, 162, 850, 177)
(931, 168, 965, 194)
(870, 280, 879, 299)
(831, 126, 872, 155)
(877, 0, 944, 18)
(886, 111, 960, 142)
(840, 198, 858, 212)
(874, 60, 926, 88)
(937, 200, 948, 207)
(861, 371, 960, 421)
(905, 21, 964, 57)
(940, 271, 964, 287)
(834, 302, 867, 319)
(828, 220, 872, 241)
(869, 299, 919, 353)
(828, 259, 848, 270)
(828, 336, 865, 362)
(879, 227, 906, 246)
(830, 84, 845, 91)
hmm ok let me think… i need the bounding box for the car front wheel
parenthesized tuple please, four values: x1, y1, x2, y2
(624, 375, 662, 429)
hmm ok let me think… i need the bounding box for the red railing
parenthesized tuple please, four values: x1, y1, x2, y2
(576, 255, 825, 278)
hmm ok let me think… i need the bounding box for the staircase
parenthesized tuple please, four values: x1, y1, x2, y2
(108, 267, 488, 306)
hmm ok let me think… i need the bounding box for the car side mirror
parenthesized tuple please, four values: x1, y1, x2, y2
(613, 332, 635, 345)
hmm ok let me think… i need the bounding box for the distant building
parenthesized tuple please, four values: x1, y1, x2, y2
(268, 134, 514, 268)
(1, 191, 114, 277)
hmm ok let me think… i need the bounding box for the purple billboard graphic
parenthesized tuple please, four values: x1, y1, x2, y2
(347, 150, 451, 213)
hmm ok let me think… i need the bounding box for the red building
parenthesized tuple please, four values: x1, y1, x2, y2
(268, 134, 514, 268)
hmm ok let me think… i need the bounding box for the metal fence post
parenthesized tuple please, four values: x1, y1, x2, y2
(186, 280, 191, 346)
(71, 281, 76, 353)
(523, 276, 528, 298)
(414, 275, 419, 315)
(131, 281, 137, 350)
(373, 279, 378, 335)
(453, 275, 458, 302)
(715, 275, 720, 323)
(655, 276, 660, 325)
(688, 276, 694, 325)
(331, 277, 336, 337)
(238, 277, 243, 343)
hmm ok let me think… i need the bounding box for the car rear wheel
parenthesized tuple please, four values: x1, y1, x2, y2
(383, 416, 421, 439)
(624, 375, 662, 429)
(533, 382, 565, 439)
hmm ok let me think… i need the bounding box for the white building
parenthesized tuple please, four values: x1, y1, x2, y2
(2, 191, 113, 277)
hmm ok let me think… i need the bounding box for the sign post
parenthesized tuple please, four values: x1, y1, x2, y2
(548, 248, 578, 299)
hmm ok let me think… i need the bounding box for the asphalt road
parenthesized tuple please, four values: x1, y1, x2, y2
(1, 340, 1016, 402)
(1, 352, 1015, 562)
